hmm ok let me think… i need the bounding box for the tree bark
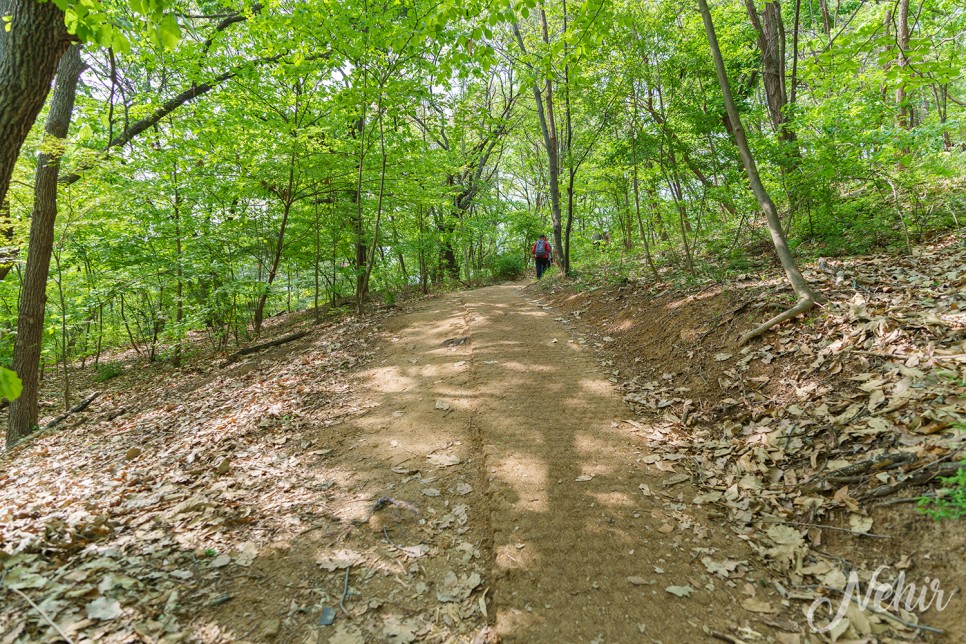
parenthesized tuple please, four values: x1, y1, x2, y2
(0, 198, 15, 281)
(0, 0, 70, 212)
(512, 18, 563, 265)
(697, 0, 819, 343)
(7, 45, 84, 446)
(896, 0, 911, 132)
(538, 7, 564, 264)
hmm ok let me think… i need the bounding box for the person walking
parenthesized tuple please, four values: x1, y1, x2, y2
(532, 234, 553, 279)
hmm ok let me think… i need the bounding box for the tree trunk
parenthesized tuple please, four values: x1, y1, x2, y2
(745, 0, 801, 221)
(0, 198, 15, 281)
(172, 162, 184, 367)
(896, 0, 911, 133)
(817, 0, 832, 35)
(539, 7, 564, 263)
(359, 102, 388, 313)
(512, 18, 563, 265)
(7, 45, 84, 447)
(253, 199, 292, 335)
(0, 0, 70, 212)
(697, 0, 819, 343)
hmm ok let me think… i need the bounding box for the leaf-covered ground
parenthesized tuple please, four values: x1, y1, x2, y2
(2, 239, 965, 643)
(541, 237, 966, 640)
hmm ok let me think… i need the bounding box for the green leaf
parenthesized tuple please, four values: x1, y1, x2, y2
(158, 13, 181, 50)
(0, 367, 23, 401)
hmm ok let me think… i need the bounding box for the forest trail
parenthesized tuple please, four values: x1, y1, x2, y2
(341, 283, 780, 642)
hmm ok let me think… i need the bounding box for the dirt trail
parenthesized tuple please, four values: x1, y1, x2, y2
(340, 284, 782, 642)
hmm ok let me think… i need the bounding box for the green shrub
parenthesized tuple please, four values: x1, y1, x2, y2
(94, 362, 123, 382)
(919, 458, 966, 520)
(490, 254, 525, 280)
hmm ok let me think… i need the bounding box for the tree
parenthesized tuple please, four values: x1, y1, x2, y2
(8, 44, 84, 446)
(0, 0, 71, 215)
(697, 0, 819, 344)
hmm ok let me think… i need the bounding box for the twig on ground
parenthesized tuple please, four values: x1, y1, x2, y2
(876, 493, 936, 507)
(339, 567, 351, 617)
(10, 587, 76, 644)
(761, 518, 891, 539)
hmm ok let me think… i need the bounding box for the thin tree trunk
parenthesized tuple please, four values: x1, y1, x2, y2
(512, 17, 563, 264)
(631, 91, 658, 278)
(172, 162, 184, 367)
(314, 196, 322, 322)
(359, 102, 388, 313)
(697, 0, 819, 344)
(7, 45, 83, 447)
(896, 0, 911, 140)
(53, 250, 70, 410)
(253, 149, 297, 335)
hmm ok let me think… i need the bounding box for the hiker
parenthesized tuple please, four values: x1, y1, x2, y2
(591, 231, 603, 250)
(532, 234, 553, 279)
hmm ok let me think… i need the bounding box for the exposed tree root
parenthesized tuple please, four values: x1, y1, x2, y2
(738, 297, 815, 345)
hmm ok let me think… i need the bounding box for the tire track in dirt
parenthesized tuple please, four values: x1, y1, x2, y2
(460, 284, 780, 642)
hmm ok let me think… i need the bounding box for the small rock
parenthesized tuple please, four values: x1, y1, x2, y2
(261, 619, 281, 639)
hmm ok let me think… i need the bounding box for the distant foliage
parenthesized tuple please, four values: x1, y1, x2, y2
(489, 254, 526, 281)
(93, 363, 123, 383)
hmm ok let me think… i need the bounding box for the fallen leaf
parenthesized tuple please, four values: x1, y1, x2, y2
(427, 453, 461, 467)
(741, 598, 778, 614)
(210, 554, 231, 568)
(665, 585, 694, 597)
(86, 597, 122, 620)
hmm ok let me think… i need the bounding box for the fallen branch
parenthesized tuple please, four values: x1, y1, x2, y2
(222, 330, 309, 365)
(9, 587, 76, 644)
(739, 297, 816, 345)
(800, 452, 917, 493)
(44, 391, 100, 430)
(860, 461, 965, 501)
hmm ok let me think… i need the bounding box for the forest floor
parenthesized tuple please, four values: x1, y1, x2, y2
(2, 240, 966, 643)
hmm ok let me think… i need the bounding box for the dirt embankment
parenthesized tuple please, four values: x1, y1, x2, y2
(536, 240, 966, 640)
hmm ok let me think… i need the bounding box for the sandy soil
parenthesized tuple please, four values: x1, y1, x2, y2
(244, 283, 784, 643)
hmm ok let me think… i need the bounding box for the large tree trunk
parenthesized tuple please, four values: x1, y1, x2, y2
(0, 0, 70, 212)
(7, 45, 84, 447)
(697, 0, 819, 344)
